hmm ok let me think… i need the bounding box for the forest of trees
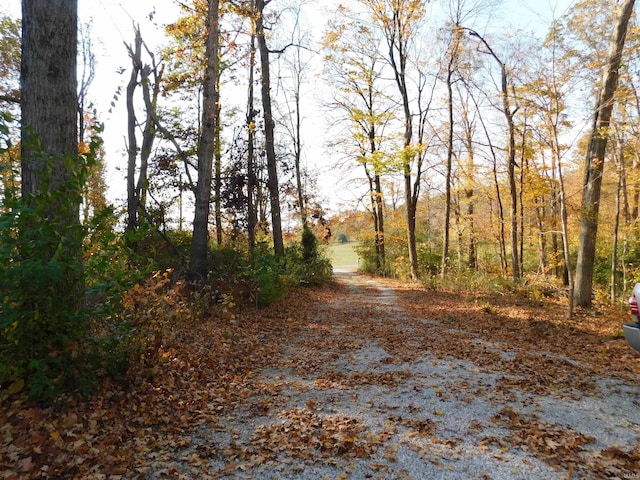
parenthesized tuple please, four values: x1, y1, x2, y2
(1, 0, 639, 398)
(323, 0, 640, 315)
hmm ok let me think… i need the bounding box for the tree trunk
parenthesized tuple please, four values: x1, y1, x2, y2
(494, 155, 508, 275)
(20, 0, 79, 293)
(632, 152, 640, 223)
(125, 30, 141, 234)
(214, 74, 223, 246)
(189, 0, 219, 280)
(478, 107, 507, 274)
(535, 198, 547, 275)
(256, 0, 284, 256)
(21, 1, 78, 215)
(462, 114, 477, 270)
(611, 135, 626, 301)
(365, 165, 381, 271)
(442, 66, 454, 277)
(454, 192, 463, 271)
(502, 61, 520, 282)
(365, 96, 386, 272)
(467, 190, 476, 270)
(293, 65, 306, 228)
(370, 0, 420, 280)
(557, 138, 575, 318)
(138, 61, 161, 223)
(374, 173, 385, 272)
(364, 160, 385, 273)
(630, 86, 640, 223)
(401, 102, 418, 280)
(124, 29, 161, 238)
(466, 29, 519, 280)
(457, 85, 476, 270)
(246, 31, 258, 254)
(612, 156, 622, 302)
(518, 122, 527, 277)
(550, 186, 563, 281)
(404, 166, 419, 279)
(574, 0, 635, 308)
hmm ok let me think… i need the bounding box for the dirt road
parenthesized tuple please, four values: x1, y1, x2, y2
(196, 271, 640, 479)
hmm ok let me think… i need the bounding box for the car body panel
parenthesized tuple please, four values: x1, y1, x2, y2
(623, 322, 640, 352)
(626, 283, 640, 353)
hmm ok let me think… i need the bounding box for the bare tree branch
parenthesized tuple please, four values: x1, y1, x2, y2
(0, 94, 19, 104)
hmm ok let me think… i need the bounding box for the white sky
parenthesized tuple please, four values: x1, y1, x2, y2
(1, 0, 576, 215)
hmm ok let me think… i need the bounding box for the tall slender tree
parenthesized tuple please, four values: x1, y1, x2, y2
(362, 0, 425, 280)
(440, 25, 464, 276)
(190, 0, 220, 279)
(277, 23, 312, 229)
(574, 0, 635, 308)
(255, 0, 284, 256)
(125, 28, 143, 234)
(323, 11, 392, 273)
(246, 27, 259, 253)
(465, 28, 520, 281)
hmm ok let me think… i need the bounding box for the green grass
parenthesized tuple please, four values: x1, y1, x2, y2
(327, 242, 360, 266)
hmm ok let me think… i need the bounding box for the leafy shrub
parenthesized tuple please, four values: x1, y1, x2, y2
(354, 232, 395, 276)
(302, 225, 318, 262)
(592, 249, 622, 301)
(354, 238, 381, 274)
(0, 156, 93, 400)
(0, 127, 145, 400)
(130, 226, 190, 272)
(388, 255, 410, 280)
(299, 225, 332, 284)
(83, 209, 157, 384)
(427, 270, 520, 296)
(250, 251, 285, 307)
(209, 243, 249, 280)
(246, 228, 332, 307)
(416, 243, 442, 277)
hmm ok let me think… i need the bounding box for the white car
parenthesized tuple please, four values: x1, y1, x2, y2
(626, 284, 640, 352)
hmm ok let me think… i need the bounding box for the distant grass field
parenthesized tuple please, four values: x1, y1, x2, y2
(327, 242, 360, 267)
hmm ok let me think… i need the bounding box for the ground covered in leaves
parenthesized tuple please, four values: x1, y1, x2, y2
(2, 270, 640, 479)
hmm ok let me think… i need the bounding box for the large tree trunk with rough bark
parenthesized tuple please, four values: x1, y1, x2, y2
(574, 0, 635, 308)
(189, 0, 219, 280)
(21, 0, 80, 299)
(21, 0, 78, 200)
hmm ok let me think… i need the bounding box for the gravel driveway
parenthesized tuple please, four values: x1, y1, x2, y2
(189, 271, 640, 479)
